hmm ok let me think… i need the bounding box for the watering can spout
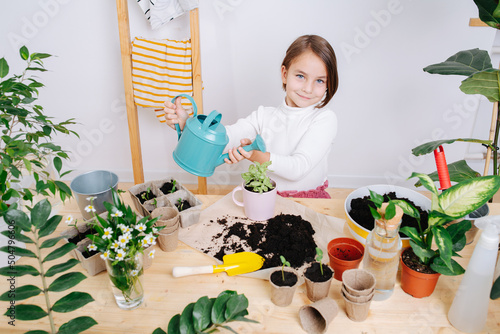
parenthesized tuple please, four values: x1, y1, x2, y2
(215, 134, 267, 166)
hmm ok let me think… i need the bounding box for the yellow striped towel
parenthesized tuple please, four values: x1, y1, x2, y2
(131, 37, 193, 123)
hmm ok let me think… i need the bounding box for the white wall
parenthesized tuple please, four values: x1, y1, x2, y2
(0, 0, 495, 190)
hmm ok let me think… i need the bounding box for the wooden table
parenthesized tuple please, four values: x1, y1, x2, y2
(1, 191, 499, 334)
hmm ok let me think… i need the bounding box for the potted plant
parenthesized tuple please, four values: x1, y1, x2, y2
(269, 255, 299, 307)
(398, 172, 500, 298)
(86, 189, 163, 310)
(0, 46, 77, 216)
(231, 161, 277, 221)
(0, 199, 97, 333)
(303, 247, 334, 302)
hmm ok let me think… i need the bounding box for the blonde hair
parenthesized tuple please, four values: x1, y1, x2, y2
(281, 35, 339, 109)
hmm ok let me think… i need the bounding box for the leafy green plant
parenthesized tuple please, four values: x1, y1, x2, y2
(412, 1, 500, 182)
(152, 290, 257, 334)
(241, 161, 275, 193)
(0, 199, 97, 333)
(0, 46, 78, 216)
(315, 247, 324, 276)
(399, 172, 500, 275)
(491, 276, 500, 299)
(280, 255, 290, 282)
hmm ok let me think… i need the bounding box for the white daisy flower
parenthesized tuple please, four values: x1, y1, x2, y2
(148, 249, 156, 258)
(135, 223, 147, 232)
(115, 249, 126, 261)
(112, 210, 123, 218)
(87, 244, 97, 251)
(84, 205, 96, 213)
(117, 223, 126, 230)
(131, 269, 139, 276)
(141, 238, 150, 247)
(111, 241, 120, 250)
(100, 250, 110, 260)
(102, 227, 113, 240)
(152, 227, 158, 234)
(86, 196, 97, 201)
(120, 225, 132, 234)
(147, 236, 156, 245)
(65, 215, 74, 225)
(117, 235, 129, 248)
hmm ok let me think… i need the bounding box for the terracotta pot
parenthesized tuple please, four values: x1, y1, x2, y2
(269, 266, 299, 307)
(400, 250, 441, 298)
(327, 238, 364, 281)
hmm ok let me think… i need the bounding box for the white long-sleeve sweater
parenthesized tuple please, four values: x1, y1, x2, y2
(225, 99, 338, 192)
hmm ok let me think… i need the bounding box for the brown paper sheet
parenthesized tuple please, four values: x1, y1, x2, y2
(178, 193, 346, 273)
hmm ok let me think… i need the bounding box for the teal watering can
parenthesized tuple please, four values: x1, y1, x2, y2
(172, 94, 266, 177)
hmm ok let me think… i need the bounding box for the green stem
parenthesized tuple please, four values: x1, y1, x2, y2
(34, 226, 56, 334)
(494, 103, 500, 176)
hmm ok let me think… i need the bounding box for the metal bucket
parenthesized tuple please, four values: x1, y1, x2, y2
(70, 170, 118, 220)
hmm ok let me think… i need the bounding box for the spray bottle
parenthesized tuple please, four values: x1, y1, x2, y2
(447, 215, 500, 333)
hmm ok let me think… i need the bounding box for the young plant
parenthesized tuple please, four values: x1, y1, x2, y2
(170, 179, 177, 193)
(399, 172, 500, 276)
(315, 247, 324, 276)
(141, 187, 152, 201)
(152, 290, 258, 334)
(241, 161, 275, 193)
(0, 199, 97, 333)
(280, 255, 290, 282)
(0, 46, 78, 216)
(176, 198, 184, 211)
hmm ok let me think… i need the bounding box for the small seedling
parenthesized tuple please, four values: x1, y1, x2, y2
(280, 255, 290, 281)
(176, 198, 184, 211)
(152, 198, 157, 209)
(315, 247, 324, 276)
(141, 187, 151, 201)
(170, 179, 177, 193)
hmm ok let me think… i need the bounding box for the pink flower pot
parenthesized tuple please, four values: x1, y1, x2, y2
(232, 180, 277, 221)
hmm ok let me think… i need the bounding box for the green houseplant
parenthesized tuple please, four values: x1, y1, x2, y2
(398, 172, 500, 297)
(86, 189, 162, 310)
(241, 161, 275, 193)
(0, 46, 77, 216)
(0, 199, 97, 333)
(152, 290, 257, 334)
(412, 0, 500, 183)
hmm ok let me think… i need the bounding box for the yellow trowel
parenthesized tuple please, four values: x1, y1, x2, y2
(172, 252, 265, 278)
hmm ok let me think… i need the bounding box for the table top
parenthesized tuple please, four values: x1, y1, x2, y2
(1, 190, 499, 334)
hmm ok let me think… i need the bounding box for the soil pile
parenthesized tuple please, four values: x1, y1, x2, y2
(203, 213, 318, 269)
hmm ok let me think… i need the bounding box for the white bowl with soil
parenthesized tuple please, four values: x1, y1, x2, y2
(344, 185, 431, 247)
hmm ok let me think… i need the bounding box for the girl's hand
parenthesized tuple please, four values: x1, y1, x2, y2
(224, 138, 253, 164)
(164, 97, 189, 131)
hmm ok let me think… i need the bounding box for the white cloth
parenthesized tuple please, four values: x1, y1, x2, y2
(137, 0, 199, 30)
(225, 99, 338, 192)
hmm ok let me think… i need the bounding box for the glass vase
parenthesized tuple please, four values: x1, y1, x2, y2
(105, 252, 144, 310)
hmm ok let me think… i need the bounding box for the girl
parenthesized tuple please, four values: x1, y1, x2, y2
(164, 35, 339, 198)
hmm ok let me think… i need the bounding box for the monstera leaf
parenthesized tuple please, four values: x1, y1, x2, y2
(423, 49, 493, 76)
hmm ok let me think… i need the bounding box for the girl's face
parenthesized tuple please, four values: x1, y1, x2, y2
(281, 50, 327, 108)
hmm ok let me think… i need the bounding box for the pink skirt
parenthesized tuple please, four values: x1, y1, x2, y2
(277, 180, 331, 199)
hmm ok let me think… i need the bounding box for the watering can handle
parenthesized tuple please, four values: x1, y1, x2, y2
(201, 110, 222, 132)
(171, 94, 198, 140)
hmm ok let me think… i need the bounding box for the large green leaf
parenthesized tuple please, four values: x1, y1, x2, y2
(423, 49, 493, 76)
(192, 296, 213, 332)
(409, 240, 435, 264)
(409, 172, 439, 197)
(415, 160, 482, 187)
(57, 316, 98, 334)
(0, 245, 36, 258)
(399, 226, 423, 244)
(0, 264, 39, 277)
(225, 294, 249, 321)
(25, 330, 49, 334)
(431, 257, 465, 276)
(474, 0, 500, 29)
(152, 328, 167, 334)
(0, 229, 34, 244)
(491, 276, 500, 299)
(39, 236, 63, 249)
(4, 209, 31, 232)
(179, 302, 195, 334)
(52, 292, 94, 313)
(31, 199, 51, 228)
(38, 215, 62, 238)
(4, 304, 47, 320)
(212, 291, 236, 324)
(45, 258, 79, 277)
(167, 314, 181, 334)
(446, 220, 471, 253)
(460, 68, 500, 102)
(412, 138, 492, 156)
(43, 242, 76, 263)
(0, 57, 9, 78)
(0, 284, 41, 301)
(438, 175, 500, 218)
(432, 226, 453, 271)
(48, 272, 86, 292)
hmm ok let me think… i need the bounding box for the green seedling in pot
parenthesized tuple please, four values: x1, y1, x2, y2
(152, 198, 157, 209)
(315, 247, 324, 276)
(141, 187, 152, 201)
(176, 198, 184, 211)
(280, 255, 290, 282)
(170, 179, 177, 193)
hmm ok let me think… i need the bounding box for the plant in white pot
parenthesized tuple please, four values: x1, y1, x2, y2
(398, 172, 500, 298)
(231, 161, 277, 221)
